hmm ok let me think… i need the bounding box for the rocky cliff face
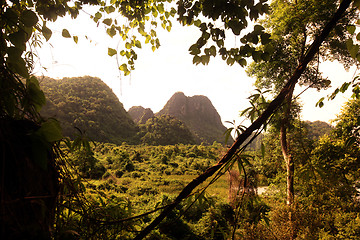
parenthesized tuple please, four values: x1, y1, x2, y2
(157, 92, 227, 144)
(128, 106, 154, 124)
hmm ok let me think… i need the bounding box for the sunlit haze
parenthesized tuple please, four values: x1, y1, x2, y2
(33, 10, 356, 127)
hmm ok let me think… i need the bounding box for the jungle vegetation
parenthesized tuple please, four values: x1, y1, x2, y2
(2, 0, 360, 239)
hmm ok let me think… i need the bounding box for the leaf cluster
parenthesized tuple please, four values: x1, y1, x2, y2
(178, 0, 271, 66)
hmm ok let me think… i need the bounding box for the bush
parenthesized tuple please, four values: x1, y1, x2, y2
(102, 171, 110, 179)
(106, 156, 113, 164)
(89, 162, 106, 179)
(115, 169, 124, 178)
(125, 161, 135, 172)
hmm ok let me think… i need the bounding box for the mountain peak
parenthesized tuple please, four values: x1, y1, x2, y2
(128, 106, 154, 124)
(157, 92, 227, 144)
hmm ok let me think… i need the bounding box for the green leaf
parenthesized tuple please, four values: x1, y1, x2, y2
(9, 60, 29, 78)
(228, 20, 242, 35)
(27, 76, 46, 111)
(316, 97, 325, 108)
(252, 51, 262, 62)
(201, 55, 210, 65)
(249, 9, 259, 20)
(226, 57, 235, 66)
(72, 36, 78, 44)
(37, 118, 63, 142)
(250, 34, 259, 44)
(260, 33, 271, 45)
(224, 128, 234, 144)
(103, 18, 112, 26)
(189, 44, 200, 55)
(152, 7, 158, 18)
(237, 58, 247, 67)
(346, 38, 354, 51)
(350, 44, 359, 59)
(209, 46, 216, 57)
(124, 69, 130, 76)
(108, 47, 117, 56)
(107, 26, 116, 37)
(9, 31, 26, 50)
(21, 10, 38, 27)
(216, 39, 224, 48)
(95, 12, 102, 19)
(194, 20, 201, 27)
(157, 3, 165, 14)
(135, 40, 142, 48)
(253, 24, 265, 34)
(42, 25, 52, 41)
(193, 55, 201, 65)
(7, 47, 29, 78)
(104, 6, 115, 14)
(62, 29, 71, 38)
(340, 82, 351, 93)
(119, 63, 128, 71)
(347, 25, 356, 35)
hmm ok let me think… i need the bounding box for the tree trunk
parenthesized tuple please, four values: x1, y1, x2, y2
(280, 85, 295, 206)
(280, 124, 294, 205)
(280, 85, 295, 240)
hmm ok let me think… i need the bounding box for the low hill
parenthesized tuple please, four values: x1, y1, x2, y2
(304, 120, 333, 139)
(137, 115, 196, 145)
(128, 106, 154, 124)
(157, 92, 228, 144)
(39, 76, 138, 144)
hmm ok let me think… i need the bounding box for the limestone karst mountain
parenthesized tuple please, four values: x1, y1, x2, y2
(40, 76, 138, 144)
(157, 92, 228, 145)
(40, 77, 228, 145)
(128, 106, 154, 124)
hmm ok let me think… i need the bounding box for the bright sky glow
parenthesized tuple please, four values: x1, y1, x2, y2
(33, 10, 356, 127)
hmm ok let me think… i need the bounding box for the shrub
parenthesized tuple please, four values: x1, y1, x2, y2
(102, 171, 110, 179)
(115, 169, 124, 178)
(90, 162, 106, 179)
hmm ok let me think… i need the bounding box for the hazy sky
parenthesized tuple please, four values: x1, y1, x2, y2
(33, 10, 356, 127)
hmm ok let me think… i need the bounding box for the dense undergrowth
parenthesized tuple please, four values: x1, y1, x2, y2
(54, 133, 360, 239)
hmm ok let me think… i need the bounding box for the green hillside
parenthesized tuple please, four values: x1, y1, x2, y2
(137, 114, 196, 145)
(40, 76, 138, 144)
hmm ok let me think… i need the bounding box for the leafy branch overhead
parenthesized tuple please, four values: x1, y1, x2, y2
(180, 0, 272, 66)
(96, 0, 271, 73)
